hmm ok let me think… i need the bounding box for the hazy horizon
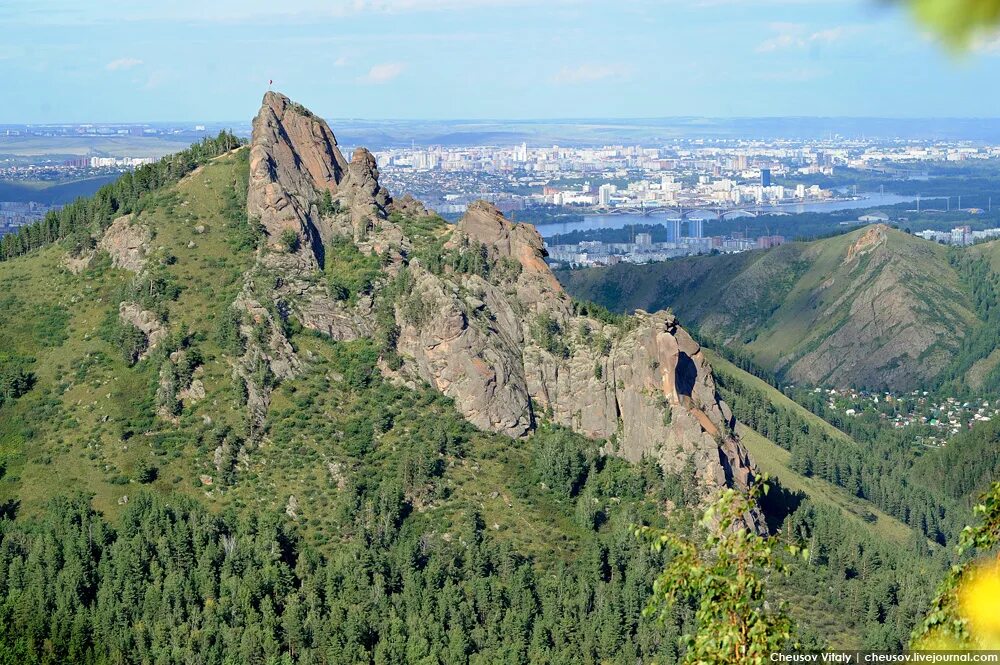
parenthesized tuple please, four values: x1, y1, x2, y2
(7, 0, 1000, 123)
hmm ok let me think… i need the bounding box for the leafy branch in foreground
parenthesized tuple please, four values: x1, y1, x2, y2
(903, 0, 1000, 47)
(913, 481, 1000, 650)
(637, 479, 807, 665)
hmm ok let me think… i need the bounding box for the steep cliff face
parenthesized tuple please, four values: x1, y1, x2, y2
(397, 201, 751, 493)
(242, 93, 760, 510)
(248, 92, 349, 268)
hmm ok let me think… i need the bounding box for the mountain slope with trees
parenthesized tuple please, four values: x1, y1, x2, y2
(559, 225, 995, 394)
(0, 93, 985, 662)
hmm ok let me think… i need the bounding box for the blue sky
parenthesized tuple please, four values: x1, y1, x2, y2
(3, 0, 1000, 122)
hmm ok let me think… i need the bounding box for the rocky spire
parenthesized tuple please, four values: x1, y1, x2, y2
(247, 91, 351, 265)
(343, 147, 392, 241)
(241, 93, 763, 529)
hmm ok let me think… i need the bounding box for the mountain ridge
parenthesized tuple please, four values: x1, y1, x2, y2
(0, 92, 965, 661)
(559, 225, 991, 393)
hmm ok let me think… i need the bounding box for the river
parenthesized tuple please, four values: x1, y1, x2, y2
(535, 192, 923, 238)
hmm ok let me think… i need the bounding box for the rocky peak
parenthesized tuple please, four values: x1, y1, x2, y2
(451, 200, 562, 297)
(845, 224, 889, 263)
(248, 93, 342, 264)
(453, 201, 544, 257)
(254, 91, 349, 200)
(342, 147, 392, 241)
(239, 93, 762, 528)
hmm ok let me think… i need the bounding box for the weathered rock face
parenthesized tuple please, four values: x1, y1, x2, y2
(395, 265, 534, 436)
(343, 147, 392, 242)
(247, 91, 397, 267)
(397, 201, 755, 500)
(241, 93, 761, 521)
(247, 91, 350, 267)
(119, 301, 167, 357)
(99, 215, 149, 273)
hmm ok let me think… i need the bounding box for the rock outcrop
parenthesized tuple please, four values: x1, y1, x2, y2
(249, 94, 334, 268)
(397, 201, 753, 495)
(99, 214, 149, 273)
(119, 301, 167, 357)
(240, 92, 761, 519)
(844, 223, 888, 263)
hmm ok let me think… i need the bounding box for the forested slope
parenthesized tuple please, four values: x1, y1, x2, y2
(559, 226, 991, 394)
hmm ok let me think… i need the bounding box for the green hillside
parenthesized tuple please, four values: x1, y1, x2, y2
(704, 350, 913, 545)
(559, 225, 992, 394)
(0, 148, 709, 663)
(0, 129, 969, 662)
(0, 152, 255, 516)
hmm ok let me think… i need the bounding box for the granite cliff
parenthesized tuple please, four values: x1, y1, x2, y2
(241, 92, 760, 508)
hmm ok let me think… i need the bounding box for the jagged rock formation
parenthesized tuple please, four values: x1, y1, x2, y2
(396, 201, 752, 493)
(238, 92, 761, 511)
(237, 92, 386, 437)
(343, 147, 392, 242)
(248, 92, 349, 266)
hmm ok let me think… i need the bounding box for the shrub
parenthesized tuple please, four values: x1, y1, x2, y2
(135, 459, 159, 484)
(280, 229, 300, 253)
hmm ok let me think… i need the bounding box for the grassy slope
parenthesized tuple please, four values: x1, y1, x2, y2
(0, 153, 256, 517)
(747, 227, 975, 371)
(704, 349, 914, 546)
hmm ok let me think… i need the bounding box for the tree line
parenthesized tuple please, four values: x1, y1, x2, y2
(0, 131, 242, 262)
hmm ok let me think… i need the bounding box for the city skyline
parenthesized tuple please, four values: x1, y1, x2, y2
(6, 0, 1000, 123)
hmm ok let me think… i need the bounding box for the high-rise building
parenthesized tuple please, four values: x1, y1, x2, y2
(951, 225, 972, 246)
(687, 218, 704, 239)
(664, 218, 682, 242)
(598, 183, 616, 206)
(635, 232, 652, 246)
(760, 168, 772, 188)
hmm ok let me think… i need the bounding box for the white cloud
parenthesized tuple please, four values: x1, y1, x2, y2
(105, 57, 143, 71)
(551, 64, 629, 84)
(333, 55, 349, 67)
(358, 62, 405, 83)
(970, 31, 1000, 54)
(756, 25, 859, 53)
